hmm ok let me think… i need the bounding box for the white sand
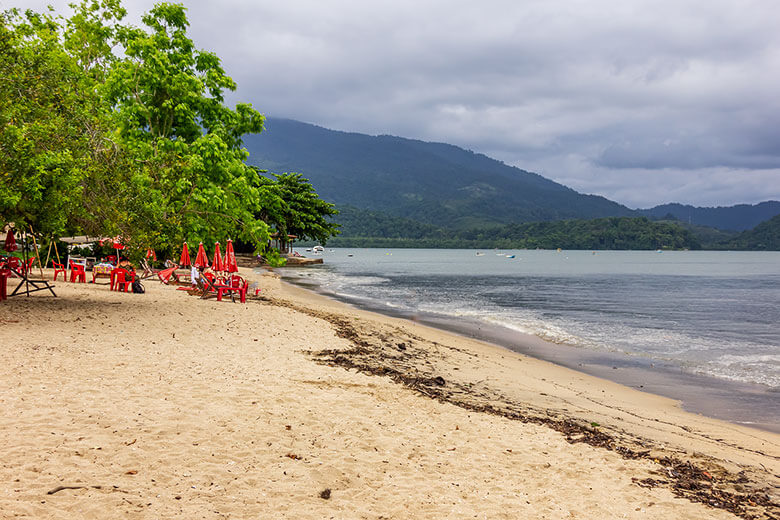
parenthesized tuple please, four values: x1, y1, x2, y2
(0, 268, 776, 519)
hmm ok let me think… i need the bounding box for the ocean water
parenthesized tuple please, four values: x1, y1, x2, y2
(280, 248, 780, 424)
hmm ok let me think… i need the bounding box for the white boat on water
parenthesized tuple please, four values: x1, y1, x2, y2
(312, 245, 324, 254)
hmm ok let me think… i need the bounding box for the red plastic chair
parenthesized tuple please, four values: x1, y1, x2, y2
(7, 257, 21, 277)
(69, 260, 86, 283)
(0, 267, 10, 301)
(110, 268, 134, 292)
(216, 275, 248, 303)
(52, 261, 67, 281)
(23, 257, 35, 275)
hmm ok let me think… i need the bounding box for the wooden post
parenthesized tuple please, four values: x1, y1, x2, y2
(29, 225, 44, 279)
(44, 239, 53, 270)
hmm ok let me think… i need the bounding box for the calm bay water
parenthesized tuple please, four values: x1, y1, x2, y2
(280, 248, 780, 427)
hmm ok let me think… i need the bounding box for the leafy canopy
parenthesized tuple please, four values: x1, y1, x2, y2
(258, 172, 340, 245)
(1, 1, 339, 261)
(0, 7, 115, 237)
(102, 2, 270, 253)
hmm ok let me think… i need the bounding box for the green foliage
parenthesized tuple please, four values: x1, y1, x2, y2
(0, 7, 117, 237)
(328, 213, 700, 250)
(1, 1, 334, 261)
(258, 172, 340, 245)
(101, 2, 270, 253)
(722, 214, 780, 250)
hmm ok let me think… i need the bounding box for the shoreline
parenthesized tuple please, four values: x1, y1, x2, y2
(1, 268, 777, 518)
(282, 275, 780, 434)
(272, 276, 780, 516)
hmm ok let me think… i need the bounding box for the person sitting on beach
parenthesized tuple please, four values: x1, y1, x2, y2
(191, 265, 204, 286)
(117, 256, 134, 272)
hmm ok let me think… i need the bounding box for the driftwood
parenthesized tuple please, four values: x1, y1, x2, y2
(47, 485, 102, 495)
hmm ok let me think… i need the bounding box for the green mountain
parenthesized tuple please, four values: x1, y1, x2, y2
(244, 118, 776, 250)
(638, 201, 780, 231)
(722, 214, 780, 250)
(244, 118, 635, 229)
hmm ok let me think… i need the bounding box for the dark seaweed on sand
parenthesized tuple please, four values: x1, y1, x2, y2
(268, 298, 779, 520)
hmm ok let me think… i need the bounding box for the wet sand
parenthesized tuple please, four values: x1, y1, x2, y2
(287, 278, 780, 434)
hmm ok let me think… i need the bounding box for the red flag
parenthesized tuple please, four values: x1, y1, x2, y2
(3, 228, 17, 252)
(194, 242, 209, 268)
(224, 239, 238, 273)
(179, 242, 191, 267)
(212, 242, 224, 271)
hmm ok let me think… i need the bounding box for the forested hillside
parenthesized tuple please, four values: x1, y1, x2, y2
(326, 215, 699, 250)
(639, 201, 780, 231)
(245, 118, 635, 229)
(722, 214, 780, 250)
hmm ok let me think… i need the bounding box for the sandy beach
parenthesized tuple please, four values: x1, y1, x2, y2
(0, 268, 777, 519)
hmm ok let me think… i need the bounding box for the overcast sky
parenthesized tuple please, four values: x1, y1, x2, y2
(12, 0, 780, 208)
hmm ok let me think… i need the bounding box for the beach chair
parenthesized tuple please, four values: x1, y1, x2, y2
(110, 268, 134, 292)
(196, 272, 222, 299)
(69, 260, 86, 283)
(216, 274, 248, 303)
(6, 257, 21, 277)
(20, 256, 35, 276)
(52, 261, 67, 281)
(139, 258, 160, 280)
(0, 266, 9, 300)
(156, 264, 180, 284)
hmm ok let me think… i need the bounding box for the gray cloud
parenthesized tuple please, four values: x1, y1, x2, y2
(15, 0, 780, 207)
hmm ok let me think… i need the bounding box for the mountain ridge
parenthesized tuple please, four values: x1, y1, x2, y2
(638, 201, 780, 231)
(244, 118, 780, 235)
(244, 118, 635, 229)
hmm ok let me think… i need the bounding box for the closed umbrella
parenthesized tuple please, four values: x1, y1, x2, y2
(3, 228, 17, 252)
(224, 239, 238, 273)
(194, 242, 209, 268)
(145, 249, 157, 261)
(179, 242, 191, 267)
(212, 242, 224, 272)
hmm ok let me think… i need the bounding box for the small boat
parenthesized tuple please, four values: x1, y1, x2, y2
(476, 252, 485, 256)
(312, 245, 324, 254)
(506, 254, 516, 259)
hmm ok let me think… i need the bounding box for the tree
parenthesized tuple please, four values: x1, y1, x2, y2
(101, 2, 273, 254)
(0, 7, 118, 237)
(2, 1, 337, 263)
(258, 172, 340, 246)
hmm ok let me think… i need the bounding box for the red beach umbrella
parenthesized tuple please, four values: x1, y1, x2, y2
(224, 239, 238, 273)
(179, 242, 191, 267)
(101, 236, 125, 260)
(111, 237, 125, 261)
(145, 248, 157, 261)
(3, 228, 17, 252)
(193, 242, 209, 268)
(212, 242, 224, 272)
